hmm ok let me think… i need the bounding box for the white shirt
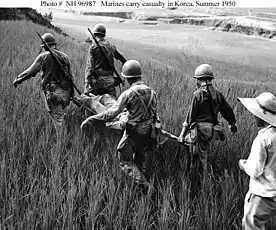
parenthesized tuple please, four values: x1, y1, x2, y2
(243, 125, 276, 197)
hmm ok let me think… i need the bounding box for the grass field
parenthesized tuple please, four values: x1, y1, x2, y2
(52, 11, 276, 79)
(1, 18, 276, 229)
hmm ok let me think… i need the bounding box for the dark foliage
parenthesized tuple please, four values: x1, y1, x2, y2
(0, 8, 67, 36)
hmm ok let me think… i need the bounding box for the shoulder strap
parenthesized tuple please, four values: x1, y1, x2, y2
(205, 82, 219, 124)
(130, 87, 154, 117)
(92, 41, 113, 70)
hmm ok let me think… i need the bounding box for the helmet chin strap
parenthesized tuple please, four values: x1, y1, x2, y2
(196, 79, 212, 88)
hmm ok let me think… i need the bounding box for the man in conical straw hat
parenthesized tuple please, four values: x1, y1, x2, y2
(238, 92, 276, 230)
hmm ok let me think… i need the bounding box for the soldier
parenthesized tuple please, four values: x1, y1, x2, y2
(178, 64, 237, 176)
(238, 92, 276, 230)
(13, 32, 73, 142)
(84, 23, 127, 98)
(82, 60, 159, 191)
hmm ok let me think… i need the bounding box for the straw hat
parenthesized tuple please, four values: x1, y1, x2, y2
(238, 92, 276, 127)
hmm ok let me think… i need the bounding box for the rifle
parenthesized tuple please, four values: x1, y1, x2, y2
(70, 96, 98, 114)
(36, 31, 81, 95)
(87, 28, 124, 87)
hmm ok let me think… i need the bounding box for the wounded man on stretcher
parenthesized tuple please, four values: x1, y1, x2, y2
(72, 93, 172, 145)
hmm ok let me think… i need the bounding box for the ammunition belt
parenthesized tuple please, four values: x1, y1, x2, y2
(42, 79, 72, 92)
(126, 118, 153, 128)
(95, 69, 113, 77)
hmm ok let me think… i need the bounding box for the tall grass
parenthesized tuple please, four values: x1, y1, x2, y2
(1, 20, 276, 229)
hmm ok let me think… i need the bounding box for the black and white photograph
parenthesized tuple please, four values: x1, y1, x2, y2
(1, 0, 276, 229)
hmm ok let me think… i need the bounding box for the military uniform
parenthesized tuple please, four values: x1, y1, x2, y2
(86, 80, 158, 186)
(179, 64, 237, 175)
(14, 48, 73, 126)
(183, 84, 236, 168)
(84, 27, 126, 98)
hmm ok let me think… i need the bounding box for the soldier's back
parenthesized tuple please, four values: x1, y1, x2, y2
(126, 83, 157, 123)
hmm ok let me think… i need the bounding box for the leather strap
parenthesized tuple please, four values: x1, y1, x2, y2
(130, 87, 154, 118)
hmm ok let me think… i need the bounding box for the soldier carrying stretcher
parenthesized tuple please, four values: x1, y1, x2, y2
(13, 32, 74, 143)
(178, 64, 238, 178)
(82, 60, 160, 192)
(84, 24, 127, 98)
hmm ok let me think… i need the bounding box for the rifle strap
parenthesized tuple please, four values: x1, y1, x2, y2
(88, 29, 123, 85)
(45, 49, 65, 85)
(129, 87, 154, 118)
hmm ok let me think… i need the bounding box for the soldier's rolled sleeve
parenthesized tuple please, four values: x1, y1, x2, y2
(17, 54, 44, 81)
(90, 91, 129, 122)
(219, 95, 236, 125)
(183, 95, 198, 127)
(114, 49, 127, 64)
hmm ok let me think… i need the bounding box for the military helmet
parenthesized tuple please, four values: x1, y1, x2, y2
(40, 33, 56, 47)
(194, 64, 214, 79)
(121, 60, 142, 78)
(92, 24, 106, 36)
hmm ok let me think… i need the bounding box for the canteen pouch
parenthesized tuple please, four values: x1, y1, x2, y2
(95, 77, 106, 90)
(43, 83, 70, 109)
(212, 124, 226, 141)
(126, 120, 152, 138)
(184, 122, 197, 145)
(60, 79, 72, 91)
(150, 121, 162, 140)
(43, 83, 63, 106)
(91, 76, 115, 95)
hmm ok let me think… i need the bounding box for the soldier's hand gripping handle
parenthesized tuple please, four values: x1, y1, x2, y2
(177, 126, 188, 143)
(177, 135, 184, 143)
(228, 123, 238, 134)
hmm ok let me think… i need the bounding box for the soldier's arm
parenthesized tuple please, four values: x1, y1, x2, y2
(179, 95, 198, 139)
(66, 55, 74, 79)
(183, 94, 198, 128)
(14, 54, 44, 87)
(84, 46, 95, 84)
(114, 48, 127, 64)
(219, 94, 236, 125)
(151, 92, 159, 123)
(89, 91, 129, 122)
